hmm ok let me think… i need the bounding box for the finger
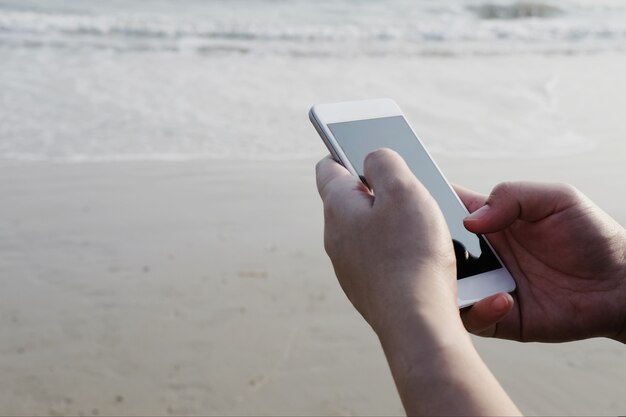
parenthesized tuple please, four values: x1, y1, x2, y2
(315, 155, 352, 201)
(452, 184, 488, 213)
(460, 292, 514, 337)
(463, 181, 581, 234)
(316, 155, 373, 222)
(362, 148, 430, 206)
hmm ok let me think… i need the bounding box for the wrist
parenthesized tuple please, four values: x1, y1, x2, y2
(378, 311, 521, 416)
(377, 304, 470, 367)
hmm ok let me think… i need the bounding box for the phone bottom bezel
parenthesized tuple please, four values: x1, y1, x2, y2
(457, 268, 516, 308)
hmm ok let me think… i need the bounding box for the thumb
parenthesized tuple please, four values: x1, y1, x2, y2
(463, 181, 578, 234)
(362, 148, 430, 207)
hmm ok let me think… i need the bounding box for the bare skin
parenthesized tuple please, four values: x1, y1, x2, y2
(316, 148, 626, 416)
(457, 182, 626, 343)
(316, 149, 520, 416)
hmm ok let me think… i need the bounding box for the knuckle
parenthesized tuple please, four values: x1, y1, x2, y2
(384, 176, 417, 198)
(315, 159, 324, 175)
(322, 195, 339, 223)
(489, 181, 518, 206)
(492, 181, 516, 198)
(322, 211, 341, 256)
(364, 147, 397, 167)
(555, 182, 581, 200)
(323, 232, 335, 256)
(322, 203, 333, 221)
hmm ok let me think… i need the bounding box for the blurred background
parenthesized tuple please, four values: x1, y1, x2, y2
(1, 0, 626, 415)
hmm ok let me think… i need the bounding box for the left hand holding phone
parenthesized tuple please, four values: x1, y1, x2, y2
(316, 148, 521, 416)
(316, 148, 461, 340)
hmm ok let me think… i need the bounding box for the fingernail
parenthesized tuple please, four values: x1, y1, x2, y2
(466, 204, 490, 221)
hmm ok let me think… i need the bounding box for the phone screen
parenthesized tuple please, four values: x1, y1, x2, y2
(328, 116, 502, 279)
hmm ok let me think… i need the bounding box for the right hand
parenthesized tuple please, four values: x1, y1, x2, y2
(456, 182, 626, 343)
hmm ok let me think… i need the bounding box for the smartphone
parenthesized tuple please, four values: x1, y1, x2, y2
(309, 98, 516, 308)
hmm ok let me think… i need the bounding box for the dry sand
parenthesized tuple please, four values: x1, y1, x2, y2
(1, 140, 625, 415)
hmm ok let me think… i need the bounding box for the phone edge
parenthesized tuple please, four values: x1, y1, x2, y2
(309, 100, 517, 307)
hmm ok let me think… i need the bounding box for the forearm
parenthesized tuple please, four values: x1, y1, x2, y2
(379, 315, 521, 416)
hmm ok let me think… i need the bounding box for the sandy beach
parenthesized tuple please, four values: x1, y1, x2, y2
(2, 0, 626, 414)
(1, 141, 625, 415)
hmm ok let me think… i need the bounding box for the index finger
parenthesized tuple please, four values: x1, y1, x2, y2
(452, 184, 488, 214)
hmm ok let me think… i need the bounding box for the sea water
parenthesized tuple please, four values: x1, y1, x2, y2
(1, 0, 625, 162)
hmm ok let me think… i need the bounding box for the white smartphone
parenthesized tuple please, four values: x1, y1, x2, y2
(309, 98, 516, 308)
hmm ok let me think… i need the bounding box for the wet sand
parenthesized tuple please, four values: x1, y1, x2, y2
(1, 144, 625, 415)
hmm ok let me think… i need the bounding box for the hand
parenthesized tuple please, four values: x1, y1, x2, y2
(316, 151, 521, 416)
(457, 182, 626, 343)
(316, 149, 461, 340)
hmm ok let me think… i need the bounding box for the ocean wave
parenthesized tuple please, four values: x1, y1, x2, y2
(0, 0, 618, 165)
(470, 2, 563, 20)
(2, 37, 625, 59)
(0, 150, 322, 165)
(1, 8, 626, 48)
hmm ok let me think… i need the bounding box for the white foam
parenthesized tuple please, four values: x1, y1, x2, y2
(1, 1, 625, 55)
(0, 0, 622, 163)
